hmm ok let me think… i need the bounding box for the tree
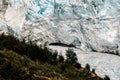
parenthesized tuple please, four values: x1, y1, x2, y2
(85, 64, 90, 71)
(104, 75, 110, 80)
(58, 54, 64, 63)
(52, 50, 58, 61)
(65, 48, 78, 65)
(49, 50, 58, 65)
(74, 62, 81, 69)
(92, 68, 95, 73)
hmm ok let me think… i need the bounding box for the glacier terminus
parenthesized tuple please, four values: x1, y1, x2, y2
(0, 0, 120, 54)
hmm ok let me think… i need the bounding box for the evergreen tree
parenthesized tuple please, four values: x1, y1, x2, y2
(92, 68, 95, 73)
(58, 54, 64, 63)
(74, 62, 81, 69)
(104, 75, 110, 80)
(85, 64, 90, 71)
(65, 48, 78, 65)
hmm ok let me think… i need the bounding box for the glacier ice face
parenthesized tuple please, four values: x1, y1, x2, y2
(0, 0, 120, 53)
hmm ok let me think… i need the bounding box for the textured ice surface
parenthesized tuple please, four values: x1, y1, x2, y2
(0, 0, 120, 53)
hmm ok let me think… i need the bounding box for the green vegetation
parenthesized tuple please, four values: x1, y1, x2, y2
(85, 64, 90, 71)
(0, 34, 109, 80)
(104, 75, 110, 80)
(66, 48, 78, 65)
(65, 48, 81, 69)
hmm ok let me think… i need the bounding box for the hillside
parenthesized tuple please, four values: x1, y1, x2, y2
(0, 49, 105, 80)
(0, 34, 106, 80)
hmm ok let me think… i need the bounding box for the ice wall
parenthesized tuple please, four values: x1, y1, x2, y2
(0, 0, 120, 54)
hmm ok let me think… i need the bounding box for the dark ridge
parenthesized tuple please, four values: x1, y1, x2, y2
(101, 50, 119, 55)
(49, 42, 76, 48)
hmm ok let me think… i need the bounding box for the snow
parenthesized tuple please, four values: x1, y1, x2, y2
(49, 46, 120, 80)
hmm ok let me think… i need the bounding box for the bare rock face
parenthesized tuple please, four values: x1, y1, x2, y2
(0, 0, 120, 54)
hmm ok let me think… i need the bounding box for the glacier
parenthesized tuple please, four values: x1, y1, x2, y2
(0, 0, 120, 80)
(0, 0, 120, 53)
